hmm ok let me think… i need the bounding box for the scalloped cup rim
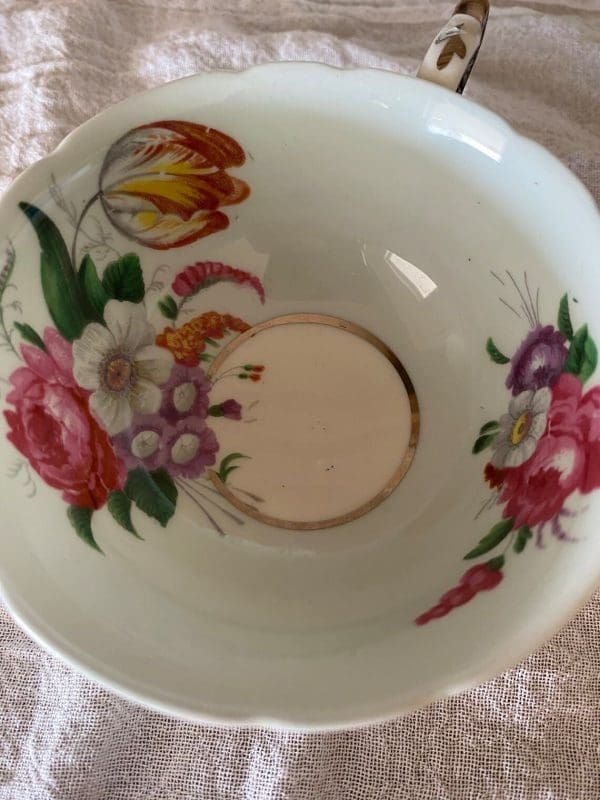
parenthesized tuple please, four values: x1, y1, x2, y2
(4, 63, 598, 221)
(0, 63, 599, 730)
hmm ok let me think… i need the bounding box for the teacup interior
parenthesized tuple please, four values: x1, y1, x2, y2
(1, 66, 599, 725)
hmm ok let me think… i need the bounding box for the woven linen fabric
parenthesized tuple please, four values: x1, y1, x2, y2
(1, 1, 600, 798)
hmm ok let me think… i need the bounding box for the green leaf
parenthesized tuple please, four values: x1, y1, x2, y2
(158, 295, 178, 320)
(217, 452, 249, 483)
(558, 294, 574, 341)
(149, 468, 178, 507)
(13, 321, 45, 350)
(208, 404, 223, 417)
(219, 452, 247, 473)
(564, 325, 586, 374)
(40, 251, 87, 341)
(472, 432, 498, 454)
(581, 336, 598, 384)
(107, 491, 141, 539)
(79, 254, 109, 320)
(564, 324, 598, 383)
(464, 518, 514, 559)
(486, 554, 505, 571)
(125, 468, 176, 528)
(67, 505, 103, 553)
(486, 337, 510, 365)
(222, 465, 242, 481)
(479, 420, 499, 435)
(513, 525, 533, 554)
(20, 203, 90, 340)
(102, 253, 145, 303)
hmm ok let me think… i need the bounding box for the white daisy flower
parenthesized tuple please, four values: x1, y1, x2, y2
(491, 387, 551, 469)
(73, 300, 174, 435)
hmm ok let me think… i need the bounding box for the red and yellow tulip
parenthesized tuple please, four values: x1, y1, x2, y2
(99, 121, 250, 250)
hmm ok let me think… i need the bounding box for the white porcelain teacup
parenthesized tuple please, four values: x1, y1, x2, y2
(0, 1, 599, 728)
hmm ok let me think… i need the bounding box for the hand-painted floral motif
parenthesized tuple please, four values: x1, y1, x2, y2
(73, 299, 174, 435)
(415, 562, 503, 626)
(113, 415, 171, 472)
(1, 120, 265, 552)
(156, 311, 250, 367)
(163, 417, 219, 478)
(506, 324, 568, 395)
(416, 279, 600, 625)
(4, 327, 126, 509)
(160, 364, 211, 422)
(210, 398, 242, 420)
(98, 121, 250, 250)
(172, 261, 265, 304)
(489, 387, 550, 468)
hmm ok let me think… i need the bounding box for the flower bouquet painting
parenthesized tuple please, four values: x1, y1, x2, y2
(1, 120, 265, 551)
(417, 277, 600, 624)
(2, 115, 599, 591)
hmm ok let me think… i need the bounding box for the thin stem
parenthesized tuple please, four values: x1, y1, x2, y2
(146, 263, 170, 295)
(506, 270, 535, 328)
(181, 479, 245, 524)
(7, 460, 37, 498)
(0, 303, 18, 358)
(523, 271, 538, 325)
(176, 481, 225, 536)
(536, 522, 546, 548)
(552, 513, 575, 542)
(498, 296, 521, 320)
(0, 244, 19, 359)
(195, 480, 228, 498)
(171, 294, 194, 327)
(197, 478, 265, 505)
(474, 492, 497, 521)
(71, 191, 102, 269)
(519, 302, 533, 322)
(212, 364, 246, 384)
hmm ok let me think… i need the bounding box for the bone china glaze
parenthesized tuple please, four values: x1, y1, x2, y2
(0, 3, 599, 729)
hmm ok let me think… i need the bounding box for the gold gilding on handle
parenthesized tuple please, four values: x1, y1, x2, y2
(417, 0, 490, 94)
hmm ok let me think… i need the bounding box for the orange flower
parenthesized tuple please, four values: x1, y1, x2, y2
(156, 312, 250, 366)
(99, 121, 250, 250)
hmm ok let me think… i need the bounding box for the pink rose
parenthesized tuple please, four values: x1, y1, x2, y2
(500, 435, 584, 528)
(499, 373, 600, 528)
(557, 377, 600, 492)
(3, 328, 126, 509)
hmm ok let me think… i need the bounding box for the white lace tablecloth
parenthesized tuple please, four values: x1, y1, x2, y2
(0, 1, 599, 797)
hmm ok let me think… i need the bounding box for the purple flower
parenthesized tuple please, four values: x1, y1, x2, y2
(161, 364, 211, 423)
(506, 325, 568, 395)
(164, 417, 219, 478)
(208, 398, 242, 420)
(113, 414, 170, 471)
(221, 399, 242, 419)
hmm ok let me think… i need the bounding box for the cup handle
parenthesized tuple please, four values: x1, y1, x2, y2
(417, 0, 489, 94)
